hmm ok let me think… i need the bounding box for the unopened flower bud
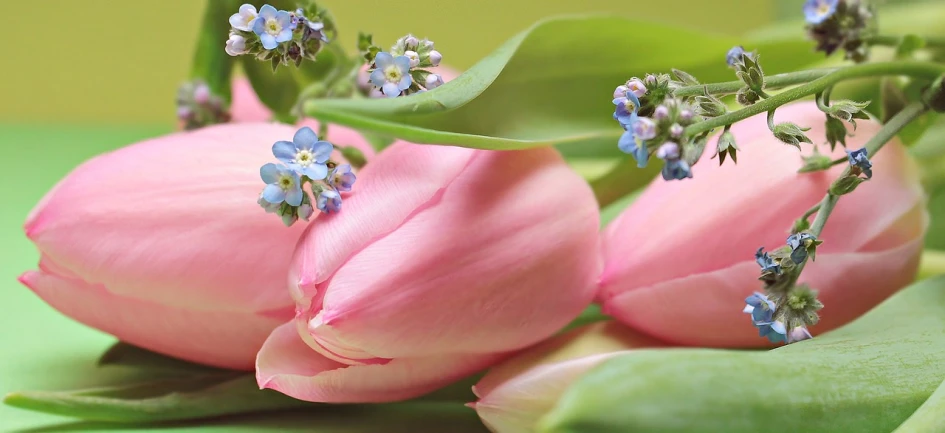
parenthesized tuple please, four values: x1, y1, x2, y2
(656, 142, 680, 160)
(669, 123, 684, 138)
(772, 123, 813, 149)
(225, 33, 249, 56)
(404, 35, 419, 50)
(613, 85, 628, 100)
(405, 50, 420, 68)
(298, 203, 315, 221)
(625, 78, 647, 98)
(654, 105, 670, 120)
(425, 74, 444, 90)
(428, 50, 442, 67)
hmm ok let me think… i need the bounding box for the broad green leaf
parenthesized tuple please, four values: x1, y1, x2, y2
(892, 376, 945, 433)
(540, 276, 945, 433)
(190, 0, 240, 102)
(3, 374, 311, 423)
(241, 56, 303, 123)
(304, 15, 819, 154)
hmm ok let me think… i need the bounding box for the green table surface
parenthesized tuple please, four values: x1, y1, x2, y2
(0, 124, 490, 432)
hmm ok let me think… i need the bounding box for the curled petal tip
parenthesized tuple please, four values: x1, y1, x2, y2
(17, 271, 37, 290)
(464, 401, 478, 410)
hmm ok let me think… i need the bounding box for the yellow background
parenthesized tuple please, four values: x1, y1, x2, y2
(2, 0, 778, 125)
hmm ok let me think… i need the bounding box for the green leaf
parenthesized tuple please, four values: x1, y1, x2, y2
(304, 15, 819, 153)
(892, 377, 945, 433)
(540, 276, 945, 433)
(190, 0, 240, 102)
(3, 374, 312, 423)
(896, 35, 927, 59)
(242, 55, 302, 122)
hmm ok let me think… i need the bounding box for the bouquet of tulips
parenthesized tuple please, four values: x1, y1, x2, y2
(9, 0, 945, 431)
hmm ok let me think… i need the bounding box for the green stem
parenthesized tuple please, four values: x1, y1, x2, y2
(675, 69, 838, 97)
(684, 61, 945, 137)
(918, 249, 945, 281)
(866, 35, 945, 48)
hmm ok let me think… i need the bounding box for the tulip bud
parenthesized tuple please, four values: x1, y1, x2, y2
(21, 123, 374, 370)
(598, 102, 926, 348)
(472, 322, 665, 433)
(256, 143, 601, 403)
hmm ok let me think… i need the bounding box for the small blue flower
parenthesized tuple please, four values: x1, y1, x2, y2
(273, 127, 333, 180)
(329, 164, 357, 192)
(260, 163, 304, 206)
(787, 232, 817, 264)
(743, 292, 776, 325)
(253, 5, 293, 50)
(661, 159, 692, 180)
(846, 147, 872, 179)
(632, 117, 657, 141)
(618, 129, 649, 168)
(755, 247, 781, 275)
(370, 52, 412, 98)
(726, 46, 745, 67)
(613, 99, 638, 128)
(761, 320, 788, 344)
(229, 4, 258, 32)
(316, 189, 342, 214)
(804, 0, 839, 25)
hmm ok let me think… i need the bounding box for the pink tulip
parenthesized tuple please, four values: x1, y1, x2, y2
(472, 321, 665, 433)
(22, 123, 373, 370)
(256, 142, 601, 402)
(599, 102, 927, 347)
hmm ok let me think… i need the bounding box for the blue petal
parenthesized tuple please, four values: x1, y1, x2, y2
(398, 74, 413, 91)
(252, 17, 267, 35)
(262, 183, 286, 203)
(374, 52, 394, 69)
(302, 163, 328, 180)
(260, 163, 281, 183)
(617, 130, 636, 154)
(312, 141, 334, 163)
(393, 56, 411, 72)
(634, 142, 649, 168)
(275, 10, 292, 27)
(258, 4, 277, 19)
(229, 13, 246, 29)
(285, 183, 304, 207)
(626, 92, 641, 111)
(293, 127, 318, 149)
(276, 28, 293, 43)
(382, 82, 401, 98)
(369, 69, 387, 87)
(260, 34, 278, 50)
(272, 141, 297, 162)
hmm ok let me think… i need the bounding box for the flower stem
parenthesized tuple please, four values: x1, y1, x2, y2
(683, 61, 945, 137)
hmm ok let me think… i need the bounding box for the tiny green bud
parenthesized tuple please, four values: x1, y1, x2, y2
(340, 146, 367, 169)
(712, 129, 739, 165)
(695, 94, 727, 118)
(797, 149, 833, 173)
(736, 87, 760, 106)
(683, 135, 708, 167)
(771, 123, 813, 149)
(823, 100, 871, 126)
(791, 218, 811, 234)
(783, 284, 823, 328)
(670, 68, 699, 86)
(824, 116, 849, 151)
(734, 53, 765, 94)
(830, 175, 866, 195)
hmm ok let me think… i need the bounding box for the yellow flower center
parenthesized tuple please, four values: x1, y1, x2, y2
(818, 1, 831, 15)
(384, 65, 402, 82)
(266, 18, 281, 35)
(295, 150, 314, 167)
(279, 175, 293, 189)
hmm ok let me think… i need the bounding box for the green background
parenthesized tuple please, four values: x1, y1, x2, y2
(0, 0, 914, 431)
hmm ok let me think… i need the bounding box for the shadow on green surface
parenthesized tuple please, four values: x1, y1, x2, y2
(14, 404, 488, 433)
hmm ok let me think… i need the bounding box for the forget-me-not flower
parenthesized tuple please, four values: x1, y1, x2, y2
(755, 247, 781, 275)
(804, 0, 839, 25)
(847, 147, 872, 179)
(260, 163, 304, 206)
(632, 117, 657, 141)
(625, 78, 647, 98)
(329, 164, 357, 192)
(253, 5, 293, 50)
(661, 159, 692, 180)
(229, 4, 259, 31)
(317, 189, 342, 214)
(370, 52, 413, 98)
(618, 130, 649, 168)
(743, 292, 776, 325)
(726, 46, 745, 67)
(787, 232, 817, 264)
(273, 127, 334, 180)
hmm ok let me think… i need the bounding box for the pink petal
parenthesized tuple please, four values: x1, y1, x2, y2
(229, 78, 272, 123)
(20, 270, 283, 370)
(599, 102, 927, 346)
(472, 322, 665, 433)
(256, 322, 503, 403)
(300, 147, 601, 358)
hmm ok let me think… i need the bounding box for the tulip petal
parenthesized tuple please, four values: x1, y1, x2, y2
(288, 142, 476, 303)
(256, 322, 502, 403)
(603, 235, 924, 347)
(310, 148, 601, 358)
(19, 270, 283, 370)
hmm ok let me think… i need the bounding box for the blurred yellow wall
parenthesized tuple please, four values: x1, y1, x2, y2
(3, 0, 774, 125)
